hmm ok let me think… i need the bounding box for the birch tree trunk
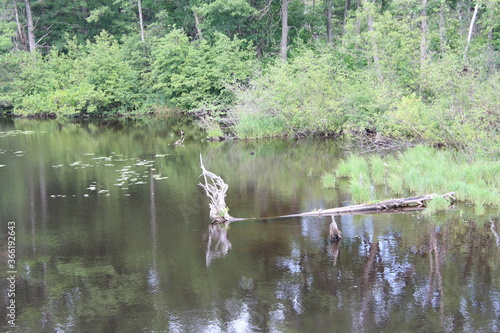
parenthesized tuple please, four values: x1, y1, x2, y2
(193, 10, 203, 40)
(14, 0, 26, 50)
(464, 2, 480, 60)
(24, 0, 36, 52)
(420, 0, 428, 71)
(280, 0, 289, 61)
(137, 0, 145, 43)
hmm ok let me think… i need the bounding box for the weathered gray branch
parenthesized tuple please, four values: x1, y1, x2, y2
(198, 159, 456, 228)
(199, 155, 232, 222)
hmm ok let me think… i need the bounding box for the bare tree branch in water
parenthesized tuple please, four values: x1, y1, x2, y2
(199, 155, 232, 223)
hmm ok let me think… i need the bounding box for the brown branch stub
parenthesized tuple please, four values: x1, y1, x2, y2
(329, 215, 342, 242)
(199, 154, 232, 223)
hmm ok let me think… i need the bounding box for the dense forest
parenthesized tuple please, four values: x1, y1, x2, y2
(0, 0, 498, 150)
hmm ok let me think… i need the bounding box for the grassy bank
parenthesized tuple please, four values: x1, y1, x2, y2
(322, 145, 500, 215)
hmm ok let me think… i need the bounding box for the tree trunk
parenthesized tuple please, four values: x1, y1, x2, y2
(137, 0, 145, 43)
(280, 0, 289, 61)
(326, 0, 333, 44)
(24, 0, 36, 52)
(464, 2, 480, 60)
(438, 0, 446, 53)
(364, 0, 381, 79)
(193, 10, 203, 40)
(14, 1, 27, 50)
(420, 0, 428, 71)
(486, 0, 497, 72)
(343, 0, 351, 34)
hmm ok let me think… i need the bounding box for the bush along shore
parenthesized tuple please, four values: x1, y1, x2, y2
(1, 1, 498, 214)
(322, 145, 500, 215)
(1, 1, 498, 151)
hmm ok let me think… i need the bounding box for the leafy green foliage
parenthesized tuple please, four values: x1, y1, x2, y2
(11, 32, 140, 116)
(231, 49, 347, 137)
(0, 0, 497, 151)
(150, 29, 255, 112)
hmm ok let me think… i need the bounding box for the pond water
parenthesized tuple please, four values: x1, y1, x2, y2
(0, 118, 499, 333)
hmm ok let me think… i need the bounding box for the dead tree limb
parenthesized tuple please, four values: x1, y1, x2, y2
(329, 215, 342, 242)
(291, 192, 456, 217)
(199, 155, 232, 223)
(198, 160, 455, 225)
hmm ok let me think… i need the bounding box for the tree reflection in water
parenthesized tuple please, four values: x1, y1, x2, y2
(205, 224, 232, 266)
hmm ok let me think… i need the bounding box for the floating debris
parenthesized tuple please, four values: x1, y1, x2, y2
(0, 130, 35, 138)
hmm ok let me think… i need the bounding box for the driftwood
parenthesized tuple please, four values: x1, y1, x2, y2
(219, 192, 456, 224)
(282, 192, 456, 218)
(199, 155, 232, 223)
(198, 158, 456, 226)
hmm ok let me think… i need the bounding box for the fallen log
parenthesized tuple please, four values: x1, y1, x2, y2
(219, 192, 456, 224)
(287, 192, 456, 218)
(199, 157, 456, 224)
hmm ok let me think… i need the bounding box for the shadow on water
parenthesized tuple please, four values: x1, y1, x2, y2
(0, 119, 498, 333)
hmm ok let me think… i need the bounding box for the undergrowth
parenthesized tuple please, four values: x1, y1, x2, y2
(322, 145, 500, 214)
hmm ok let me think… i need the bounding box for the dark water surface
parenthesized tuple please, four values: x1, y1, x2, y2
(0, 118, 498, 333)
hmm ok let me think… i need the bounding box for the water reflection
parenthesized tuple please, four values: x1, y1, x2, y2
(205, 224, 232, 266)
(0, 118, 498, 333)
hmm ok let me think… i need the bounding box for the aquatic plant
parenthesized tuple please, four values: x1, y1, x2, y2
(422, 196, 450, 216)
(350, 175, 370, 204)
(321, 172, 336, 189)
(387, 173, 404, 196)
(336, 154, 369, 180)
(369, 155, 386, 186)
(327, 145, 499, 214)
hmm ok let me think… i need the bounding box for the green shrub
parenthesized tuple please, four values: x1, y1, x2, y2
(150, 30, 255, 112)
(13, 32, 140, 116)
(230, 50, 347, 137)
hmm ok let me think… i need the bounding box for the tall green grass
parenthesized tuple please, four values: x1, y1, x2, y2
(369, 155, 386, 186)
(335, 154, 369, 180)
(322, 145, 500, 214)
(322, 172, 336, 188)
